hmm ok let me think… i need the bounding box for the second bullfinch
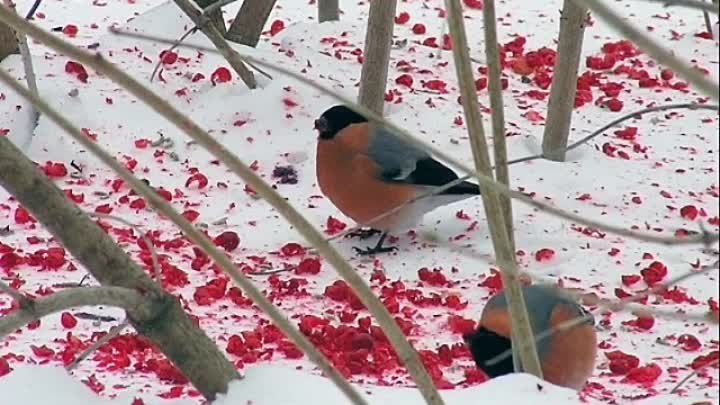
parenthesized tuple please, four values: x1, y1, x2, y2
(464, 284, 597, 390)
(314, 105, 481, 255)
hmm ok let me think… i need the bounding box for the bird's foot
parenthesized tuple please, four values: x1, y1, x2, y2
(345, 228, 382, 240)
(352, 244, 398, 256)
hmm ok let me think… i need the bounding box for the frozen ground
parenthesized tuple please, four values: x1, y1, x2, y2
(0, 0, 718, 404)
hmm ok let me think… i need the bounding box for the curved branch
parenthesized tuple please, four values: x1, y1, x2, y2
(108, 30, 720, 248)
(0, 286, 154, 338)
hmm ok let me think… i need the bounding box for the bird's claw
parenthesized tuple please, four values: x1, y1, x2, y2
(352, 245, 398, 256)
(345, 228, 382, 240)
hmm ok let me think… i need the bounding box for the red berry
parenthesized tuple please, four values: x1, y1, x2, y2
(412, 23, 426, 34)
(394, 12, 410, 24)
(213, 231, 240, 252)
(61, 312, 77, 329)
(62, 24, 78, 37)
(210, 67, 232, 84)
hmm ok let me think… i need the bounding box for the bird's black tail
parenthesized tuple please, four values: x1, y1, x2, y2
(443, 181, 481, 195)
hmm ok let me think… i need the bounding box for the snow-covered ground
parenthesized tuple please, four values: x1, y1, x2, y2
(0, 0, 718, 404)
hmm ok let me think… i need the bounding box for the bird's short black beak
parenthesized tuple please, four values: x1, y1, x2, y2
(314, 117, 328, 133)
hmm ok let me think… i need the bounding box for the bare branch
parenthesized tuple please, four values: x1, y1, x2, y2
(0, 286, 155, 339)
(172, 0, 257, 88)
(110, 30, 720, 250)
(67, 318, 130, 370)
(510, 103, 720, 165)
(671, 357, 720, 393)
(0, 279, 28, 304)
(445, 0, 543, 378)
(0, 26, 370, 405)
(482, 0, 515, 251)
(571, 0, 719, 102)
(23, 0, 41, 19)
(634, 0, 719, 14)
(88, 212, 162, 285)
(150, 26, 198, 82)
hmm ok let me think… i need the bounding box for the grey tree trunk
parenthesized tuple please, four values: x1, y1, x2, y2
(318, 0, 340, 22)
(541, 0, 588, 161)
(358, 0, 397, 115)
(226, 0, 276, 47)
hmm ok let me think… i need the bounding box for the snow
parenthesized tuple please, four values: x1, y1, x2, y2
(0, 0, 718, 404)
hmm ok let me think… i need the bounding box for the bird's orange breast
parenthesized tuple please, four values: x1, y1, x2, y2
(315, 125, 418, 230)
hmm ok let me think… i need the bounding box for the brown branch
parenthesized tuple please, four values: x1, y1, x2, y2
(0, 68, 370, 405)
(0, 279, 28, 304)
(109, 30, 720, 250)
(226, 0, 276, 47)
(172, 0, 257, 88)
(358, 0, 397, 115)
(318, 0, 340, 22)
(445, 0, 543, 378)
(571, 0, 719, 102)
(0, 286, 155, 339)
(541, 1, 588, 161)
(482, 0, 515, 252)
(3, 0, 38, 124)
(150, 26, 198, 82)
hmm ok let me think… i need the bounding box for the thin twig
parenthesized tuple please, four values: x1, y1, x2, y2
(0, 26, 369, 405)
(0, 286, 155, 339)
(671, 357, 720, 393)
(23, 0, 41, 19)
(571, 0, 719, 102)
(110, 29, 720, 249)
(636, 0, 719, 14)
(66, 318, 129, 370)
(509, 103, 720, 165)
(88, 212, 162, 285)
(150, 26, 198, 82)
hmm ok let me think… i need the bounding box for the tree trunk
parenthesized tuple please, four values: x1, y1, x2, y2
(0, 136, 240, 401)
(194, 0, 226, 35)
(318, 0, 339, 22)
(0, 19, 17, 61)
(358, 0, 397, 115)
(226, 0, 276, 47)
(541, 0, 588, 161)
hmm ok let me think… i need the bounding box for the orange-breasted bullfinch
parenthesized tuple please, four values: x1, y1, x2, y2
(314, 105, 481, 255)
(464, 284, 597, 390)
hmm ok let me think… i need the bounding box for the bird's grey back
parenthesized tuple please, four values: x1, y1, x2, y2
(484, 284, 594, 357)
(366, 124, 429, 180)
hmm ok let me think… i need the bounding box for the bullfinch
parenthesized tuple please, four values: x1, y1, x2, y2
(464, 284, 597, 390)
(314, 105, 481, 255)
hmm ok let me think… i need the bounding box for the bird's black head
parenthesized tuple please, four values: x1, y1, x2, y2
(463, 327, 515, 378)
(314, 105, 368, 140)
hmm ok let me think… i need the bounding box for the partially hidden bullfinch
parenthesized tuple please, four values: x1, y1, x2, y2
(314, 105, 481, 255)
(464, 284, 597, 390)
